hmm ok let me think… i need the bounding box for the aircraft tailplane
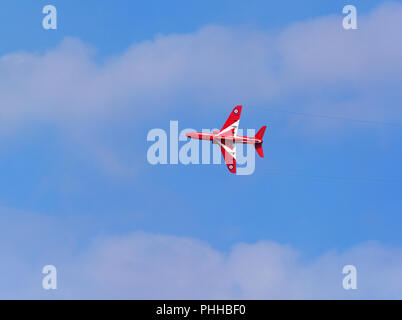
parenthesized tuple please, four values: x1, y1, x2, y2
(255, 125, 266, 141)
(254, 126, 266, 158)
(255, 143, 264, 158)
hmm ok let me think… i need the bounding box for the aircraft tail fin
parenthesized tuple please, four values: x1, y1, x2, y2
(255, 143, 264, 158)
(255, 125, 267, 141)
(254, 126, 266, 158)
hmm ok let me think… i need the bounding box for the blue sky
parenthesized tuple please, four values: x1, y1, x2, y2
(1, 0, 402, 298)
(0, 0, 387, 56)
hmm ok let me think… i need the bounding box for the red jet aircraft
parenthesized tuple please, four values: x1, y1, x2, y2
(186, 106, 267, 174)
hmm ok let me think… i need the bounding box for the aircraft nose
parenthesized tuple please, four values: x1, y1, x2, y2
(186, 132, 195, 138)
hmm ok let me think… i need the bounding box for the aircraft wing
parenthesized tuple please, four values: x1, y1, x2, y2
(218, 105, 242, 137)
(216, 139, 236, 174)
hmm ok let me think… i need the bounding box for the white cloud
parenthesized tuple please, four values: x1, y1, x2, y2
(278, 2, 402, 87)
(0, 206, 401, 299)
(1, 2, 402, 136)
(70, 233, 401, 299)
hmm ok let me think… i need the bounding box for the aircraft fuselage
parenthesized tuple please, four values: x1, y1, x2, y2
(186, 132, 262, 144)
